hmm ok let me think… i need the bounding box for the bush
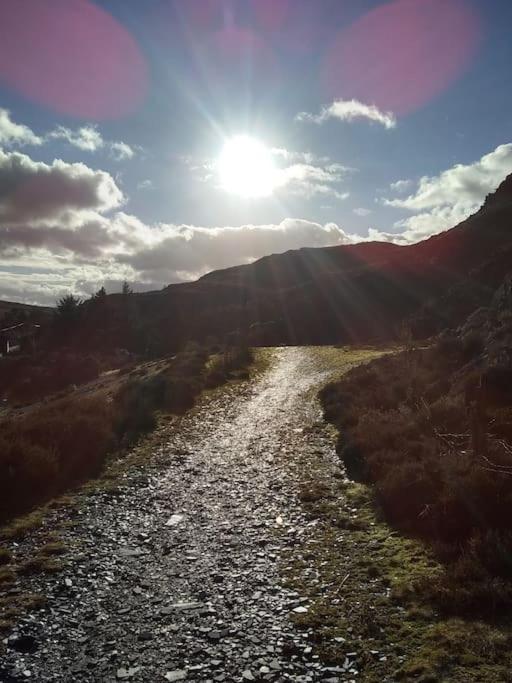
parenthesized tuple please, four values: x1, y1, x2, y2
(0, 397, 114, 521)
(0, 343, 254, 524)
(320, 330, 512, 617)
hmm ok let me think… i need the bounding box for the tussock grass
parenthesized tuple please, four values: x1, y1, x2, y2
(0, 342, 253, 525)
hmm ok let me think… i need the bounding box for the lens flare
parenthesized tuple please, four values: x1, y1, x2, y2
(0, 0, 148, 120)
(323, 0, 482, 115)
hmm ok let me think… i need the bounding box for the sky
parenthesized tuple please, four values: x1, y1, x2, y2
(0, 0, 512, 305)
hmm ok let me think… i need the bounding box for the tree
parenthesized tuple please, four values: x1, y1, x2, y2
(94, 286, 107, 301)
(55, 294, 82, 327)
(122, 281, 133, 296)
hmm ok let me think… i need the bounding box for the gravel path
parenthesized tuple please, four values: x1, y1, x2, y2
(1, 347, 357, 683)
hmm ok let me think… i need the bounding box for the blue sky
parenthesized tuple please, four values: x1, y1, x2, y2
(0, 0, 511, 304)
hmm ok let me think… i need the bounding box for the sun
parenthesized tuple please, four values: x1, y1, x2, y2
(218, 135, 278, 198)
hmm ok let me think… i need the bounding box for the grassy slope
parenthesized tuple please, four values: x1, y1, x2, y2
(308, 347, 512, 681)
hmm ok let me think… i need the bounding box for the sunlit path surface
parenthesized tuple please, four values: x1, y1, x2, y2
(2, 348, 373, 682)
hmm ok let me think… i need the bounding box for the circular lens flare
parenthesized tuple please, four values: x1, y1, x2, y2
(218, 136, 277, 198)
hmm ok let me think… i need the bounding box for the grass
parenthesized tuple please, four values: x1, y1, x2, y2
(301, 339, 512, 679)
(0, 342, 254, 525)
(1, 510, 45, 540)
(0, 342, 256, 638)
(0, 592, 46, 634)
(285, 457, 512, 682)
(320, 340, 512, 616)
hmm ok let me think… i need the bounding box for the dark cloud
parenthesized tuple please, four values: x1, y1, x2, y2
(0, 149, 123, 225)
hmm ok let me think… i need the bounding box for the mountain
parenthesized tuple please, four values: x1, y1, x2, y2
(130, 172, 512, 347)
(0, 300, 53, 326)
(24, 173, 512, 353)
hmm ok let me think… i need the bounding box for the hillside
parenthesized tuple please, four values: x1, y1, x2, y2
(13, 174, 511, 353)
(132, 172, 512, 347)
(0, 300, 52, 325)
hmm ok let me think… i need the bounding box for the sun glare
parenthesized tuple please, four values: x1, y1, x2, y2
(218, 135, 278, 198)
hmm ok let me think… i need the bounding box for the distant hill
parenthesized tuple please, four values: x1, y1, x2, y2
(0, 300, 53, 326)
(131, 172, 512, 346)
(15, 173, 512, 351)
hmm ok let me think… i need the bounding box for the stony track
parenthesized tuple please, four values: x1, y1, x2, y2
(1, 347, 364, 683)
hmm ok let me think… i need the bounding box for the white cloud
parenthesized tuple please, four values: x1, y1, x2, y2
(297, 99, 397, 129)
(49, 125, 104, 152)
(353, 207, 372, 217)
(385, 143, 512, 242)
(50, 125, 136, 161)
(187, 147, 352, 201)
(121, 219, 354, 282)
(276, 163, 350, 200)
(0, 108, 43, 147)
(109, 141, 135, 161)
(0, 216, 354, 304)
(390, 179, 413, 193)
(271, 148, 328, 165)
(0, 146, 355, 303)
(0, 110, 136, 162)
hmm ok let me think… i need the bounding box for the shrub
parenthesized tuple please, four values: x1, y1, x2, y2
(320, 329, 512, 617)
(0, 397, 115, 521)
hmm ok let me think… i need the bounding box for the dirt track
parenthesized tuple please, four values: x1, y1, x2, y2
(1, 347, 376, 683)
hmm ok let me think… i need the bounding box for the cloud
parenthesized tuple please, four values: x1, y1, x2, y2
(50, 125, 136, 160)
(122, 219, 354, 283)
(186, 147, 352, 201)
(353, 207, 372, 217)
(271, 148, 329, 165)
(49, 125, 104, 152)
(0, 148, 124, 225)
(109, 141, 135, 161)
(385, 143, 512, 241)
(0, 110, 136, 161)
(0, 108, 43, 147)
(389, 179, 413, 193)
(297, 99, 397, 129)
(0, 145, 356, 303)
(276, 163, 350, 200)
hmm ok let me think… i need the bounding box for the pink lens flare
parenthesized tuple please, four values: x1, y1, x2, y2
(323, 0, 482, 116)
(0, 0, 148, 120)
(178, 0, 222, 29)
(252, 0, 290, 32)
(206, 26, 279, 85)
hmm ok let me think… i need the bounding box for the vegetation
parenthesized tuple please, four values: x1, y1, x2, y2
(0, 342, 253, 524)
(320, 280, 512, 617)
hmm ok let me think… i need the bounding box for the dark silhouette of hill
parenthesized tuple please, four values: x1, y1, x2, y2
(0, 300, 52, 322)
(139, 172, 512, 346)
(7, 173, 511, 351)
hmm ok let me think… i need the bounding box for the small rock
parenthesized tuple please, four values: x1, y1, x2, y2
(164, 671, 187, 682)
(166, 514, 185, 526)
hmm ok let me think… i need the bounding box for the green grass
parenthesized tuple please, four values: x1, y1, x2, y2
(286, 466, 512, 681)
